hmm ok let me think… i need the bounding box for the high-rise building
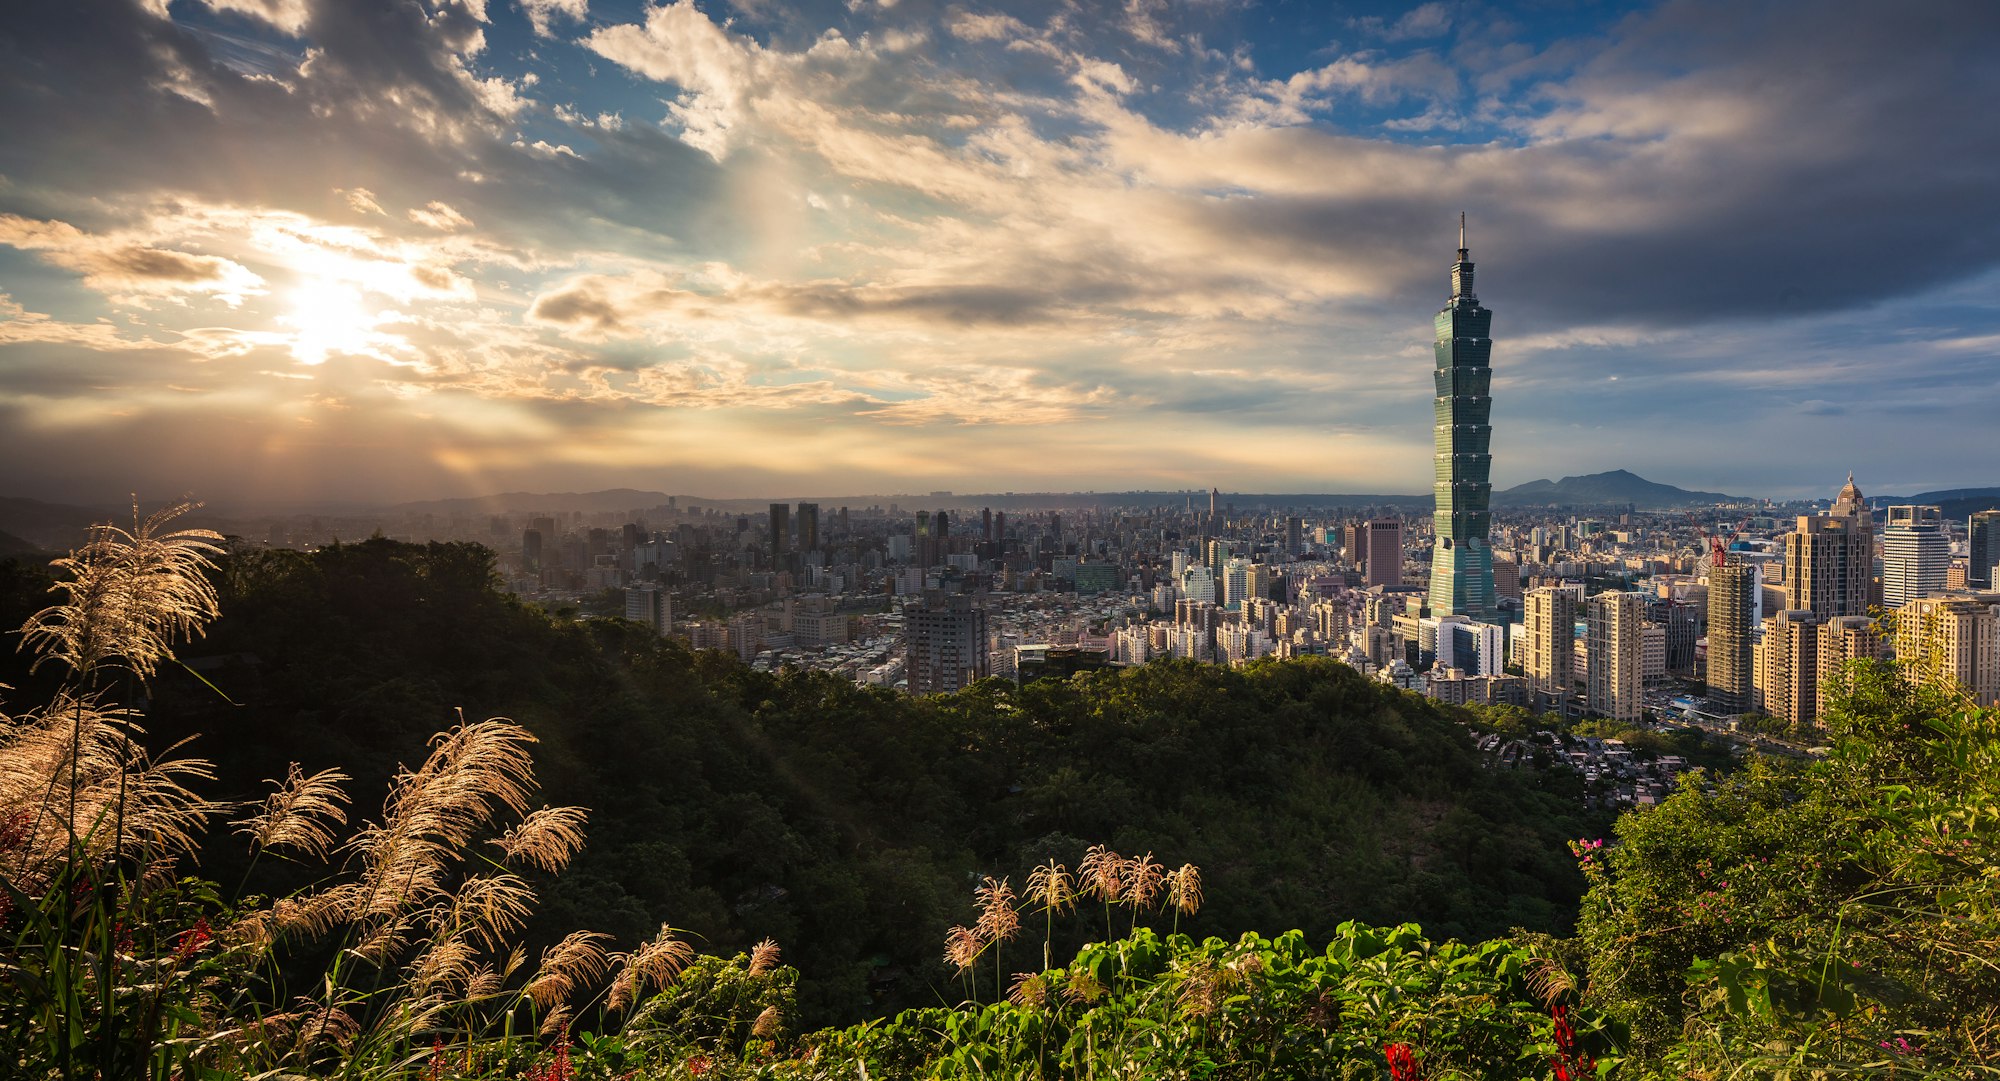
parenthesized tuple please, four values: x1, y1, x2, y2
(1646, 596, 1700, 676)
(1438, 618, 1504, 677)
(1882, 505, 1948, 608)
(1286, 515, 1304, 556)
(1586, 591, 1645, 723)
(623, 584, 671, 634)
(1895, 596, 1999, 708)
(521, 528, 544, 574)
(1179, 565, 1216, 605)
(1785, 498, 1872, 619)
(768, 503, 791, 568)
(1310, 600, 1347, 643)
(1757, 609, 1821, 731)
(1968, 509, 2000, 590)
(905, 593, 991, 695)
(1246, 562, 1280, 604)
(796, 503, 820, 554)
(1817, 615, 1886, 717)
(1361, 520, 1404, 588)
(1221, 557, 1252, 611)
(1427, 215, 1498, 621)
(1206, 538, 1233, 590)
(1523, 586, 1579, 710)
(1707, 560, 1759, 714)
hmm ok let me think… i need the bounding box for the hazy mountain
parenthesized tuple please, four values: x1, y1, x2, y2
(388, 489, 676, 516)
(0, 496, 119, 550)
(1494, 469, 1740, 508)
(1897, 487, 2000, 522)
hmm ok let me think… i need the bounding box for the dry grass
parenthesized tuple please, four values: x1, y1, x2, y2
(233, 762, 351, 861)
(1123, 852, 1165, 912)
(608, 923, 696, 1013)
(1026, 859, 1074, 914)
(748, 937, 782, 976)
(489, 804, 588, 873)
(18, 498, 222, 682)
(0, 695, 222, 889)
(1080, 844, 1126, 904)
(1165, 863, 1203, 916)
(975, 876, 1020, 945)
(944, 924, 983, 972)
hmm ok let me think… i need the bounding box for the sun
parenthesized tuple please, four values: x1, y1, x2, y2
(279, 279, 383, 365)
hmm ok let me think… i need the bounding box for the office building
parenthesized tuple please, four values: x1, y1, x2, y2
(906, 593, 991, 696)
(768, 503, 790, 569)
(1361, 519, 1405, 588)
(1756, 609, 1821, 731)
(1437, 618, 1504, 677)
(1524, 586, 1580, 709)
(623, 584, 671, 634)
(796, 502, 820, 555)
(1222, 557, 1252, 610)
(1895, 596, 1999, 708)
(1646, 597, 1700, 676)
(1785, 506, 1871, 619)
(1708, 560, 1759, 714)
(1969, 509, 2000, 590)
(1882, 505, 1948, 609)
(1427, 215, 1499, 620)
(1586, 591, 1645, 723)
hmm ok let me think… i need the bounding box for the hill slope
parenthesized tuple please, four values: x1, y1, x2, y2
(0, 541, 1603, 1028)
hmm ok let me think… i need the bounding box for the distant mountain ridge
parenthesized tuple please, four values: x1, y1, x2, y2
(1494, 469, 1740, 508)
(1872, 487, 2000, 522)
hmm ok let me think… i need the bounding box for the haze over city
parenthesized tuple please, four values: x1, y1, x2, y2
(2, 0, 1996, 507)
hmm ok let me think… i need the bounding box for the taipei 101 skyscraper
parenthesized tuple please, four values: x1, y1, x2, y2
(1427, 214, 1497, 620)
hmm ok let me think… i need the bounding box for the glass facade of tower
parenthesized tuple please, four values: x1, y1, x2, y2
(1427, 236, 1498, 620)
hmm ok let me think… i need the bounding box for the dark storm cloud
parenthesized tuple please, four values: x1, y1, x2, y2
(1159, 0, 2000, 330)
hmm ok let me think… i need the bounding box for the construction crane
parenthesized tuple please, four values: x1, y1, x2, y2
(1683, 512, 1733, 572)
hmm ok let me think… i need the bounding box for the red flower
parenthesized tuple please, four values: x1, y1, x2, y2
(172, 917, 213, 962)
(526, 1040, 571, 1081)
(686, 1054, 713, 1076)
(1549, 1005, 1595, 1080)
(426, 1037, 445, 1081)
(1384, 1042, 1422, 1081)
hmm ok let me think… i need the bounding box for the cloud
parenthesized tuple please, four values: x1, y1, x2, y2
(0, 214, 266, 304)
(2, 0, 2000, 502)
(1350, 3, 1454, 43)
(197, 0, 314, 36)
(945, 10, 1029, 43)
(408, 201, 474, 231)
(516, 0, 587, 38)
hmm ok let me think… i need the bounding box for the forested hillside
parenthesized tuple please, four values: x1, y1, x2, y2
(10, 530, 1992, 1078)
(0, 539, 1600, 1026)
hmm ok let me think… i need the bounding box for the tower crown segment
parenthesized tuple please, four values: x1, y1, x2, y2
(1450, 211, 1476, 301)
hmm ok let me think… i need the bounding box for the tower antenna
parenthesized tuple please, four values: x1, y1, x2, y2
(1458, 211, 1466, 253)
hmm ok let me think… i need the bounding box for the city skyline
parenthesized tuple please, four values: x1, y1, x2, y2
(3, 0, 1999, 506)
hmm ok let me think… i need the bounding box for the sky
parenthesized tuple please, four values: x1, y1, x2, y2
(2, 0, 1997, 507)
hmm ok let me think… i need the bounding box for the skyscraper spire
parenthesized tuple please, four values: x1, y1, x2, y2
(1429, 217, 1497, 621)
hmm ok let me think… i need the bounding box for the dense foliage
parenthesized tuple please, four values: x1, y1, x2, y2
(6, 532, 1997, 1079)
(1571, 664, 2000, 1074)
(0, 540, 1600, 1026)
